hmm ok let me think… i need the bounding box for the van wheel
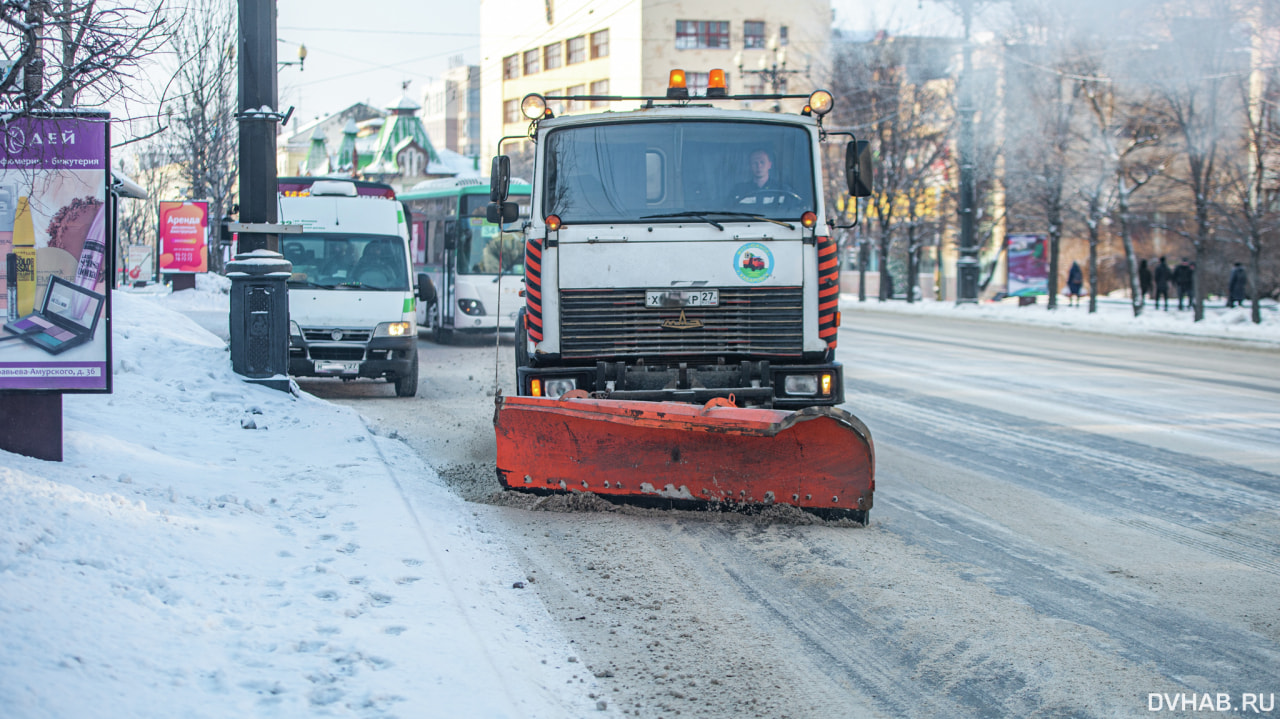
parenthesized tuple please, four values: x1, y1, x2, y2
(394, 349, 419, 397)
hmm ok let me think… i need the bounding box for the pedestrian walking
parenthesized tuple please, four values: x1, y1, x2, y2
(1173, 258, 1193, 310)
(1138, 259, 1152, 300)
(1227, 262, 1247, 308)
(1153, 256, 1172, 310)
(1066, 261, 1083, 306)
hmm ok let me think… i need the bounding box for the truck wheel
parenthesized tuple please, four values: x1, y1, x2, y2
(514, 308, 529, 393)
(394, 348, 419, 397)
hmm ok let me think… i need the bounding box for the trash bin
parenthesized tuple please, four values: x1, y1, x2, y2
(227, 249, 292, 392)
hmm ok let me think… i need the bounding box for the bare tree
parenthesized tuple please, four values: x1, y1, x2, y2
(833, 35, 952, 303)
(1147, 6, 1246, 321)
(163, 0, 237, 272)
(1212, 5, 1279, 323)
(0, 0, 167, 115)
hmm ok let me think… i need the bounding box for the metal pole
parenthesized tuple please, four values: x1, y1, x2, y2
(238, 0, 279, 253)
(955, 0, 979, 303)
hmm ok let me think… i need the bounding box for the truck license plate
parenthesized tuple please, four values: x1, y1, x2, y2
(316, 360, 360, 374)
(646, 289, 718, 308)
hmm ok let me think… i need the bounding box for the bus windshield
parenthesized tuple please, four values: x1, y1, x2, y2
(284, 233, 409, 290)
(543, 120, 816, 223)
(458, 193, 530, 275)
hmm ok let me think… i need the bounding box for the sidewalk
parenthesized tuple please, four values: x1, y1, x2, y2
(0, 292, 607, 718)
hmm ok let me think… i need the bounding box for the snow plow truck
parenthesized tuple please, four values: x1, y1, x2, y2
(490, 70, 876, 523)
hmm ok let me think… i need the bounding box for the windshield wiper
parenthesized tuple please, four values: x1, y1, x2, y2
(641, 211, 795, 230)
(700, 211, 795, 230)
(288, 280, 340, 289)
(639, 212, 724, 231)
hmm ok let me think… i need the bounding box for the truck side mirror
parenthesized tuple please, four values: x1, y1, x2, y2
(486, 201, 519, 224)
(846, 140, 873, 197)
(490, 155, 511, 203)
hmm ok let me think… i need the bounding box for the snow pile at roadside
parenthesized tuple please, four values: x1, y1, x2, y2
(0, 293, 604, 718)
(841, 292, 1280, 346)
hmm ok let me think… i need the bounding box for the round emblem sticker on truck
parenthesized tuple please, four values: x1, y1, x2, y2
(734, 242, 774, 283)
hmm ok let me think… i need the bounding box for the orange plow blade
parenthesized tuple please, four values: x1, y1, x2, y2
(494, 394, 875, 522)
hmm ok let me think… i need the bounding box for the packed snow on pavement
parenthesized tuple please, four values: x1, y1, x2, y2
(0, 285, 608, 718)
(1, 275, 1277, 718)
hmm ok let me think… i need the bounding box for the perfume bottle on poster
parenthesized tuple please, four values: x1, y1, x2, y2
(13, 196, 37, 317)
(0, 185, 14, 319)
(71, 203, 107, 319)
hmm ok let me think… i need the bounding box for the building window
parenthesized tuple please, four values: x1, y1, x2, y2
(545, 89, 564, 115)
(780, 25, 789, 46)
(590, 79, 609, 107)
(504, 98, 520, 124)
(686, 72, 725, 96)
(591, 29, 609, 59)
(566, 84, 586, 112)
(567, 35, 587, 64)
(544, 42, 562, 70)
(743, 21, 765, 49)
(524, 48, 540, 75)
(742, 73, 765, 95)
(676, 20, 730, 50)
(503, 54, 519, 80)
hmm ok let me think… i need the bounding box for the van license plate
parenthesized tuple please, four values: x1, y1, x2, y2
(646, 289, 718, 308)
(316, 361, 360, 374)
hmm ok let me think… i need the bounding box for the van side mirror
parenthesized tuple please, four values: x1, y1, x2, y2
(490, 156, 511, 203)
(416, 273, 437, 304)
(486, 201, 519, 224)
(846, 139, 873, 197)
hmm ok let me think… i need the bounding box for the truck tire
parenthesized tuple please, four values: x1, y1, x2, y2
(514, 307, 529, 393)
(394, 348, 419, 397)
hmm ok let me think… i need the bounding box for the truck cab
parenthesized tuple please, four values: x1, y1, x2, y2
(495, 78, 871, 410)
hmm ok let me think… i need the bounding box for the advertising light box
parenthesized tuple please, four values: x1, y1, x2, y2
(0, 113, 112, 392)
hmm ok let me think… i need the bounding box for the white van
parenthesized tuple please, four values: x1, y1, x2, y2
(279, 179, 427, 397)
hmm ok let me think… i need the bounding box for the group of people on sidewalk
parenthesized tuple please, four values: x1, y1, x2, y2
(1064, 257, 1250, 310)
(1136, 257, 1249, 310)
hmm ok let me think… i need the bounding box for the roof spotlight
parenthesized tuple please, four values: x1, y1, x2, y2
(807, 90, 834, 117)
(521, 93, 548, 120)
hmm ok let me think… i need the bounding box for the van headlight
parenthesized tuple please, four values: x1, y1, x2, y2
(374, 321, 412, 337)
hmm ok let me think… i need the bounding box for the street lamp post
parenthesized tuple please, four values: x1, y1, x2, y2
(278, 40, 306, 70)
(955, 0, 980, 304)
(735, 38, 809, 112)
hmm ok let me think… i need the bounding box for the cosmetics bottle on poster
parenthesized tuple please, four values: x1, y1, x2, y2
(0, 186, 14, 317)
(13, 196, 36, 317)
(5, 254, 15, 322)
(72, 203, 107, 319)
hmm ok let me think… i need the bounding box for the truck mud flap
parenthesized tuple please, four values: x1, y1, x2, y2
(494, 393, 875, 523)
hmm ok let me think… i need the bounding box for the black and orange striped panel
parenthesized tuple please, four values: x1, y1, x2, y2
(525, 238, 544, 342)
(817, 235, 840, 350)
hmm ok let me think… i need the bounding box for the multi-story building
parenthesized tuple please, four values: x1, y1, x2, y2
(422, 62, 482, 159)
(479, 0, 832, 158)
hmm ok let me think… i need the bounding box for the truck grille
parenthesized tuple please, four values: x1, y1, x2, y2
(303, 327, 372, 343)
(559, 287, 804, 360)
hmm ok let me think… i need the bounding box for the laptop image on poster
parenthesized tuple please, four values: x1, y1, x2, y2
(2, 276, 105, 355)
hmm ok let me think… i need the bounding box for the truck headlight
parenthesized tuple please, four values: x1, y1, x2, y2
(457, 298, 486, 316)
(783, 374, 818, 396)
(374, 321, 412, 337)
(532, 376, 576, 399)
(290, 320, 303, 338)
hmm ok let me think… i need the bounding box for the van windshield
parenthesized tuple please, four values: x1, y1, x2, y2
(543, 120, 816, 223)
(458, 194, 530, 276)
(284, 233, 409, 290)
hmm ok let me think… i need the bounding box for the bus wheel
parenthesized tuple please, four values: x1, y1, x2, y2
(432, 305, 453, 344)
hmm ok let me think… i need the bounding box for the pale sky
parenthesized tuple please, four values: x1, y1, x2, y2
(274, 0, 964, 125)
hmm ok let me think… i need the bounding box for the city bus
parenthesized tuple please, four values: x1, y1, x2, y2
(399, 177, 530, 342)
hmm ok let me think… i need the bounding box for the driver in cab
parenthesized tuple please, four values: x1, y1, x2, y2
(730, 149, 785, 203)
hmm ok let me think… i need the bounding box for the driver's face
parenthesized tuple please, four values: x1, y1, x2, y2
(750, 151, 772, 185)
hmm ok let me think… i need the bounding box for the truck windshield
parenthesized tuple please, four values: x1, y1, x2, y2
(458, 194, 529, 275)
(284, 233, 409, 290)
(543, 120, 816, 224)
